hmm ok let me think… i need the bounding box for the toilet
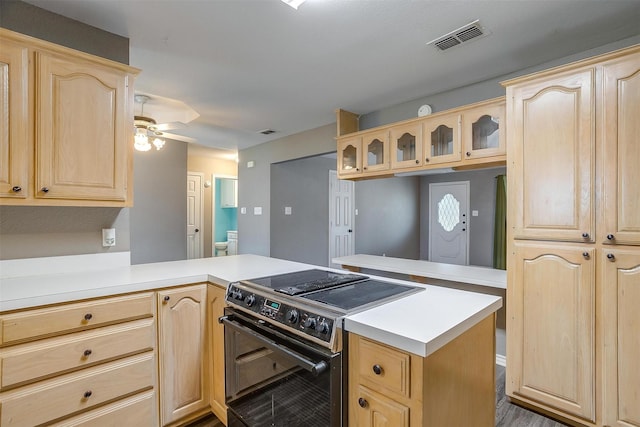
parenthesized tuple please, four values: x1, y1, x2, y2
(214, 241, 228, 256)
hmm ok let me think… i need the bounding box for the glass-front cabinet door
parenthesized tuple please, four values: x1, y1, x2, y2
(337, 136, 362, 176)
(423, 114, 461, 165)
(462, 101, 505, 160)
(390, 123, 422, 169)
(362, 130, 390, 173)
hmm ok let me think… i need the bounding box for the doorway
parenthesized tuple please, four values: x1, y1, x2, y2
(328, 170, 355, 267)
(187, 172, 204, 259)
(428, 181, 469, 265)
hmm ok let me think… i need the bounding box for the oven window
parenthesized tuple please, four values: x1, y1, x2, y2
(225, 319, 335, 426)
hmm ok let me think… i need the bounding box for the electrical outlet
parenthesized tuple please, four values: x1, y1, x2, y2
(102, 228, 116, 247)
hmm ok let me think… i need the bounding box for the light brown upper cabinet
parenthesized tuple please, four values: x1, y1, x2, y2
(336, 97, 506, 180)
(0, 29, 139, 207)
(423, 114, 461, 166)
(390, 122, 423, 170)
(462, 100, 505, 161)
(600, 50, 640, 246)
(508, 68, 595, 243)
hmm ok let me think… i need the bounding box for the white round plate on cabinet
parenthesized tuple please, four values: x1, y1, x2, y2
(418, 104, 432, 117)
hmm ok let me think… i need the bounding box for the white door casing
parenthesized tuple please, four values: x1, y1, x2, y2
(187, 172, 204, 259)
(329, 170, 355, 267)
(429, 181, 469, 265)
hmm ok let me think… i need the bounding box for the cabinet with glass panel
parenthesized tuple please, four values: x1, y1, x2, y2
(390, 123, 423, 170)
(338, 130, 390, 177)
(423, 114, 461, 165)
(461, 100, 505, 163)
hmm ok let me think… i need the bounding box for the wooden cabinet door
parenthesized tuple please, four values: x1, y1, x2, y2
(390, 122, 422, 170)
(207, 285, 227, 425)
(508, 242, 595, 421)
(423, 114, 461, 166)
(0, 38, 29, 199)
(337, 135, 362, 176)
(158, 285, 209, 426)
(601, 51, 640, 246)
(36, 50, 131, 202)
(362, 130, 390, 173)
(351, 385, 409, 427)
(601, 249, 640, 427)
(508, 69, 595, 242)
(462, 100, 505, 160)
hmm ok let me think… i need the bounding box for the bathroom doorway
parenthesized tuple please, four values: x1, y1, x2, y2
(212, 174, 238, 257)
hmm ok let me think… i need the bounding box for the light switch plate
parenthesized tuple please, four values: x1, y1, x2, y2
(285, 206, 292, 215)
(254, 207, 262, 215)
(472, 210, 479, 217)
(240, 207, 247, 214)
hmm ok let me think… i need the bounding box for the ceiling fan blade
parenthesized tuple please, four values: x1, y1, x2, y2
(155, 121, 187, 131)
(159, 131, 198, 144)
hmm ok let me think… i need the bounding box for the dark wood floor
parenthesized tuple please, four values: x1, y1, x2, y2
(188, 365, 569, 426)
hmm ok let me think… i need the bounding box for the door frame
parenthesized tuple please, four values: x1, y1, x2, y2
(328, 170, 355, 267)
(212, 173, 238, 256)
(428, 180, 470, 265)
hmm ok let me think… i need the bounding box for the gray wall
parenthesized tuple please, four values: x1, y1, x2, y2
(130, 140, 188, 264)
(270, 156, 336, 266)
(355, 177, 420, 259)
(0, 1, 187, 265)
(239, 124, 336, 257)
(419, 167, 506, 267)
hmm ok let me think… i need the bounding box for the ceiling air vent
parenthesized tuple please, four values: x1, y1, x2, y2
(258, 129, 276, 135)
(427, 20, 488, 52)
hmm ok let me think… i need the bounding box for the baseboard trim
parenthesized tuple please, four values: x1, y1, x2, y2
(496, 353, 506, 367)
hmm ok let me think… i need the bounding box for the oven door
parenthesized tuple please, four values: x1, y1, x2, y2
(220, 308, 342, 427)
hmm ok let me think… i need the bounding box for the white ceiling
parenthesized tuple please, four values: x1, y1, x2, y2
(24, 0, 640, 157)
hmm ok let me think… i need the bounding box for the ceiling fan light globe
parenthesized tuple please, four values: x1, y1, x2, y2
(153, 138, 165, 150)
(134, 131, 152, 152)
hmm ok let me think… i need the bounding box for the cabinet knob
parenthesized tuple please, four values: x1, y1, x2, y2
(581, 232, 590, 239)
(606, 234, 615, 240)
(415, 159, 419, 164)
(83, 390, 92, 399)
(358, 397, 368, 408)
(195, 229, 199, 233)
(363, 166, 367, 170)
(466, 152, 471, 157)
(582, 252, 590, 259)
(163, 295, 170, 302)
(41, 187, 49, 193)
(425, 158, 430, 163)
(607, 253, 615, 261)
(83, 349, 92, 357)
(11, 186, 22, 193)
(83, 313, 93, 321)
(372, 364, 382, 375)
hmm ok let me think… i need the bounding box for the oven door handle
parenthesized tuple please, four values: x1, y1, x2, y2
(219, 315, 329, 376)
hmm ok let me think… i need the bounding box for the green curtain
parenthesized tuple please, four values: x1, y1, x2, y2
(493, 174, 507, 270)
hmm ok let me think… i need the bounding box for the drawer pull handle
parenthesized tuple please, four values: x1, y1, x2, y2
(358, 397, 368, 408)
(163, 295, 170, 303)
(581, 232, 590, 239)
(84, 313, 93, 321)
(12, 186, 22, 193)
(607, 234, 615, 240)
(607, 253, 615, 261)
(83, 349, 92, 357)
(372, 364, 383, 375)
(41, 187, 50, 193)
(83, 390, 92, 399)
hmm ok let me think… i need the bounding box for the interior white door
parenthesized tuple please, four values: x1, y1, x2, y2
(187, 172, 203, 259)
(329, 170, 355, 267)
(429, 181, 469, 265)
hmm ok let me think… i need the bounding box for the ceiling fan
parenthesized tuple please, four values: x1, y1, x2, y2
(133, 94, 199, 151)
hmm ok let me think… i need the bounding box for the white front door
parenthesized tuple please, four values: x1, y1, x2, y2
(187, 172, 203, 259)
(429, 181, 469, 265)
(329, 170, 355, 267)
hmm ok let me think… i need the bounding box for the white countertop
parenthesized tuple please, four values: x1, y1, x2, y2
(333, 254, 506, 289)
(0, 254, 502, 357)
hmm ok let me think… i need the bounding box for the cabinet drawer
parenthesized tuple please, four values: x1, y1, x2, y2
(0, 292, 154, 346)
(50, 389, 156, 427)
(356, 337, 411, 399)
(0, 318, 155, 390)
(0, 352, 154, 427)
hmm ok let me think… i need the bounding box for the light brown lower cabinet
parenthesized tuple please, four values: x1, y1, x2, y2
(207, 284, 228, 425)
(157, 284, 210, 427)
(349, 314, 496, 427)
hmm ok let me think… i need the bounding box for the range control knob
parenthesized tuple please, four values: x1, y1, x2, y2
(232, 290, 244, 301)
(303, 316, 317, 330)
(316, 320, 330, 334)
(245, 295, 256, 307)
(286, 310, 299, 324)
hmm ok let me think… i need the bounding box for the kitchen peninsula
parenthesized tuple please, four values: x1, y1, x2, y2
(0, 254, 501, 426)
